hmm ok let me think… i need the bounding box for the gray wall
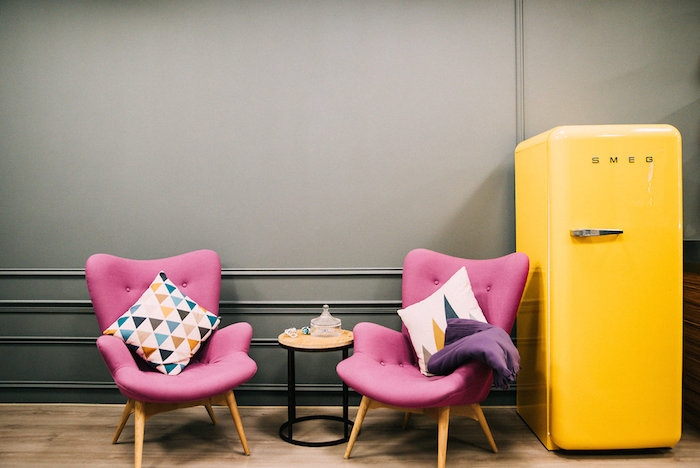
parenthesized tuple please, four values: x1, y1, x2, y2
(1, 0, 698, 404)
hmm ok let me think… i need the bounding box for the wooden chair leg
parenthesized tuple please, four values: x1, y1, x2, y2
(224, 390, 250, 455)
(472, 404, 498, 453)
(205, 401, 217, 425)
(437, 406, 450, 468)
(402, 411, 411, 429)
(113, 399, 134, 444)
(344, 395, 371, 459)
(134, 401, 146, 468)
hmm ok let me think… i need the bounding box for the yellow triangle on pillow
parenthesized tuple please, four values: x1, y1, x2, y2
(432, 319, 445, 351)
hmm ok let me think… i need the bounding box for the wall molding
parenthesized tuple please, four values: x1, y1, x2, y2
(0, 380, 516, 395)
(0, 381, 349, 392)
(0, 299, 402, 310)
(0, 334, 516, 346)
(0, 267, 403, 277)
(515, 0, 525, 144)
(0, 337, 284, 346)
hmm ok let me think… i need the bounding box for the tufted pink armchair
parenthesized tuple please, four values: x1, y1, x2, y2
(85, 249, 257, 468)
(337, 248, 528, 468)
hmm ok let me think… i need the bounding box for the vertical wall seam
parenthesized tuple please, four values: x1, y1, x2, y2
(515, 0, 525, 144)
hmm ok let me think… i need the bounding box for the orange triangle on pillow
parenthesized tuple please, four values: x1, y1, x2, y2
(142, 346, 158, 359)
(188, 339, 199, 351)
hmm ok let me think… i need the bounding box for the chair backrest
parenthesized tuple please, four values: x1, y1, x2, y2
(85, 249, 221, 333)
(402, 248, 529, 334)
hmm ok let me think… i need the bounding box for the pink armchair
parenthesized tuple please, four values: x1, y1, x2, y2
(85, 249, 257, 468)
(337, 248, 528, 468)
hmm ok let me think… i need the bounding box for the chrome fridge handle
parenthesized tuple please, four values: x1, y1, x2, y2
(570, 229, 623, 237)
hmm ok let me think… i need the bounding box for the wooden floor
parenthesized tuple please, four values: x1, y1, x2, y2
(1, 404, 699, 467)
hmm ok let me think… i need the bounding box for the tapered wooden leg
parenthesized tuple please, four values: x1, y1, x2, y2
(134, 401, 146, 468)
(402, 411, 411, 429)
(205, 401, 217, 425)
(437, 406, 450, 468)
(112, 399, 134, 444)
(224, 390, 250, 455)
(472, 404, 498, 453)
(344, 395, 371, 459)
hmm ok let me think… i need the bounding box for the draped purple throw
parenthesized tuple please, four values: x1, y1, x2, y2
(427, 318, 520, 389)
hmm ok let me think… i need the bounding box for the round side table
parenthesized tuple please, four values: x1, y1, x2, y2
(277, 329, 354, 447)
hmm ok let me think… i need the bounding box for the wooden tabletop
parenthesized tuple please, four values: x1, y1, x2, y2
(277, 329, 353, 350)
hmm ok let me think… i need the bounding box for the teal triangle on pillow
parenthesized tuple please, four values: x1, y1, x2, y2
(117, 316, 130, 327)
(165, 283, 177, 294)
(120, 329, 135, 341)
(166, 320, 180, 333)
(129, 304, 141, 313)
(163, 363, 178, 374)
(207, 315, 218, 327)
(154, 333, 169, 346)
(444, 295, 458, 320)
(186, 299, 197, 310)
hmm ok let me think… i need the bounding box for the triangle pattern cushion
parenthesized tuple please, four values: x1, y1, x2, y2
(397, 266, 486, 375)
(103, 271, 220, 375)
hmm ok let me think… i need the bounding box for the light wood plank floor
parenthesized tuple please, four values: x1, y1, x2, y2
(1, 404, 699, 467)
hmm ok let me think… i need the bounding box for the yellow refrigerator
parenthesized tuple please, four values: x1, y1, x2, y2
(515, 124, 683, 450)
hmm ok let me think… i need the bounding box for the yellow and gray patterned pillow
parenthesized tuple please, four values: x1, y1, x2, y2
(398, 267, 486, 376)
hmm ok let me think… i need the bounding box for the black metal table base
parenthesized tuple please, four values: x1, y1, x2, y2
(279, 415, 354, 447)
(279, 345, 353, 447)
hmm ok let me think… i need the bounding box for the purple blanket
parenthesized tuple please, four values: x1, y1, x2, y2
(426, 319, 520, 389)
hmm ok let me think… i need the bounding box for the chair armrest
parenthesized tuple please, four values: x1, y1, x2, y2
(199, 322, 253, 362)
(96, 335, 139, 374)
(352, 322, 415, 365)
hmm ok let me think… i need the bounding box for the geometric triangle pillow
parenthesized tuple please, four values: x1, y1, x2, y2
(103, 271, 220, 375)
(397, 267, 486, 376)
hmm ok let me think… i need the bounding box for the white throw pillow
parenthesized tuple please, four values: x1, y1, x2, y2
(398, 267, 486, 375)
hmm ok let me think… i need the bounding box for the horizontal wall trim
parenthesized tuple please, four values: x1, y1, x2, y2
(0, 337, 296, 346)
(0, 267, 402, 277)
(0, 381, 355, 392)
(0, 269, 85, 277)
(0, 381, 515, 394)
(220, 300, 401, 309)
(222, 268, 402, 277)
(0, 336, 96, 345)
(0, 381, 117, 389)
(0, 336, 517, 347)
(0, 300, 402, 310)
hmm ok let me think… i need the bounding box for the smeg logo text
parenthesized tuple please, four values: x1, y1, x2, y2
(592, 156, 654, 164)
